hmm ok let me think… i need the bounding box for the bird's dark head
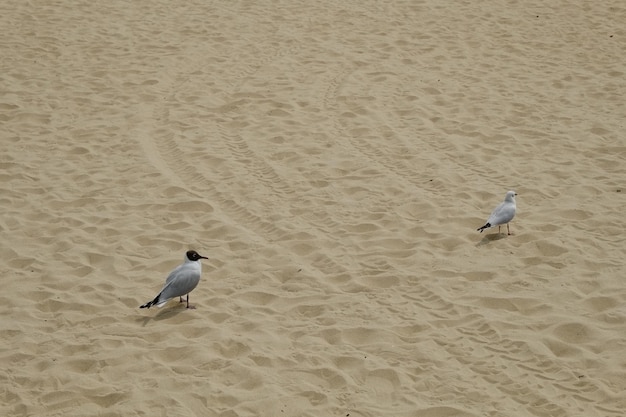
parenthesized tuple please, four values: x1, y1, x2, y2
(186, 250, 208, 261)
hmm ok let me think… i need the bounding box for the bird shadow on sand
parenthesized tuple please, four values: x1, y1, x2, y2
(476, 232, 509, 246)
(136, 303, 192, 326)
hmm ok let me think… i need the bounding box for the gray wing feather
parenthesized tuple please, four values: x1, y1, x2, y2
(487, 202, 515, 226)
(158, 267, 201, 302)
(165, 264, 183, 284)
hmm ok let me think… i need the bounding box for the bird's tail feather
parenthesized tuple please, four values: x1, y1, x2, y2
(477, 222, 491, 233)
(140, 293, 162, 309)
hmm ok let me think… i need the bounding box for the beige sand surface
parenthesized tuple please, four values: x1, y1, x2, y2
(1, 1, 625, 416)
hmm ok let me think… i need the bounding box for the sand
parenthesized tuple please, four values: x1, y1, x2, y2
(1, 1, 625, 416)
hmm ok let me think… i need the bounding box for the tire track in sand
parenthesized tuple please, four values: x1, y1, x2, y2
(134, 40, 351, 279)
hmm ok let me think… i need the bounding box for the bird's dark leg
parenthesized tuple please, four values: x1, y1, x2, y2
(179, 296, 184, 303)
(507, 223, 512, 235)
(498, 225, 501, 234)
(186, 294, 196, 309)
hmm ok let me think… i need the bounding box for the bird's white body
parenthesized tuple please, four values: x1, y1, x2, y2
(140, 250, 208, 309)
(477, 191, 517, 235)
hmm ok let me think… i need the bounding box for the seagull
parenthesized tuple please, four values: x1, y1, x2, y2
(140, 250, 209, 309)
(477, 191, 517, 235)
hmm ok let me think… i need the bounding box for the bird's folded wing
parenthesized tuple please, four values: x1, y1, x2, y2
(489, 203, 515, 224)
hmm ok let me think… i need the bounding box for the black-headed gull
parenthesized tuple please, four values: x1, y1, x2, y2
(140, 250, 208, 309)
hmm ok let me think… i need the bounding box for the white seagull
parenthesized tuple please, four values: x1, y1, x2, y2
(477, 191, 518, 235)
(140, 250, 208, 309)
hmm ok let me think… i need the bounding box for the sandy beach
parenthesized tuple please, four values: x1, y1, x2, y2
(1, 1, 625, 416)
